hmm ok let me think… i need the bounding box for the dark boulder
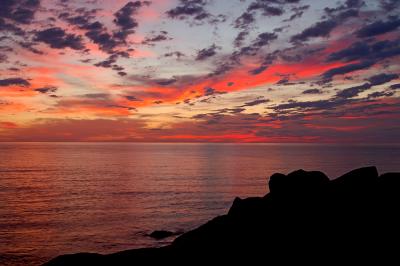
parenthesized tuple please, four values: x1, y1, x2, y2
(148, 230, 176, 240)
(269, 169, 329, 195)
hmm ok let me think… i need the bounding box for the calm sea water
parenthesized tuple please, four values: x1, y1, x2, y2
(0, 142, 399, 265)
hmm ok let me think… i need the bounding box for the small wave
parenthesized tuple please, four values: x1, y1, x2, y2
(0, 169, 55, 173)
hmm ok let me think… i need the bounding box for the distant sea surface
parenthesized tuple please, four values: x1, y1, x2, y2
(1, 142, 399, 265)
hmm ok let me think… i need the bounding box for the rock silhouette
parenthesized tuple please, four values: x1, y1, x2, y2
(44, 167, 400, 265)
(148, 230, 176, 240)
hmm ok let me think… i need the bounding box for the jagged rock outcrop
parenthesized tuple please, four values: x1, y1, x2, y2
(44, 167, 400, 265)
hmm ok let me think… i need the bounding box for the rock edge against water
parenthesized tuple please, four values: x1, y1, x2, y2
(44, 166, 400, 265)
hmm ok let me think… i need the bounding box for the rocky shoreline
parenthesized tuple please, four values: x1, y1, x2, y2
(44, 166, 400, 265)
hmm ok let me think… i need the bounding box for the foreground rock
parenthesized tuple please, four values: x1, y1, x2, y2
(148, 230, 177, 240)
(44, 167, 400, 265)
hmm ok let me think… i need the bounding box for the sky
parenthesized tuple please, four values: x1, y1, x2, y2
(0, 0, 399, 142)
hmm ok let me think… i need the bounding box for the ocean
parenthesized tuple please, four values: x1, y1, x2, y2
(1, 142, 399, 265)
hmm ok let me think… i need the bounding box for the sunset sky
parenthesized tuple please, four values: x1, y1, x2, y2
(0, 0, 399, 142)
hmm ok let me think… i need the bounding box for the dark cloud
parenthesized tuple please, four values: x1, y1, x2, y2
(60, 12, 119, 52)
(242, 98, 270, 107)
(367, 90, 395, 99)
(203, 87, 226, 96)
(249, 52, 278, 75)
(247, 2, 284, 17)
(249, 65, 268, 75)
(142, 31, 171, 45)
(60, 2, 149, 53)
(380, 0, 400, 11)
(82, 93, 111, 99)
(322, 60, 374, 80)
(291, 4, 359, 43)
(234, 32, 277, 60)
(114, 1, 150, 30)
(336, 83, 372, 99)
(35, 27, 85, 50)
(327, 41, 370, 62)
(273, 98, 350, 112)
(327, 38, 400, 64)
(367, 73, 399, 86)
(166, 0, 210, 21)
(18, 41, 43, 54)
(164, 51, 185, 58)
(34, 86, 57, 94)
(322, 38, 400, 82)
(324, 0, 364, 16)
(302, 89, 323, 94)
(234, 0, 302, 30)
(234, 12, 255, 29)
(125, 95, 142, 101)
(95, 54, 118, 68)
(283, 5, 309, 22)
(0, 77, 30, 87)
(253, 32, 279, 47)
(196, 44, 220, 61)
(233, 31, 249, 48)
(332, 73, 399, 99)
(155, 78, 177, 86)
(357, 17, 400, 38)
(0, 0, 40, 24)
(94, 51, 128, 70)
(390, 83, 400, 90)
(290, 19, 337, 43)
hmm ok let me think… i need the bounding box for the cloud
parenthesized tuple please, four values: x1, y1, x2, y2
(322, 60, 374, 80)
(327, 41, 370, 62)
(166, 0, 210, 21)
(248, 52, 278, 75)
(333, 73, 398, 99)
(164, 51, 185, 58)
(125, 95, 142, 101)
(60, 2, 150, 53)
(233, 31, 249, 48)
(34, 86, 57, 94)
(326, 38, 400, 66)
(283, 5, 309, 22)
(357, 17, 400, 38)
(367, 73, 399, 86)
(203, 87, 226, 96)
(196, 44, 220, 60)
(234, 12, 255, 29)
(35, 27, 85, 50)
(290, 19, 337, 43)
(336, 83, 372, 99)
(233, 32, 278, 61)
(0, 0, 40, 24)
(290, 4, 359, 43)
(390, 83, 400, 90)
(154, 78, 177, 86)
(113, 0, 151, 42)
(142, 31, 171, 45)
(302, 89, 323, 94)
(380, 0, 400, 11)
(242, 98, 270, 107)
(367, 90, 395, 99)
(0, 77, 30, 87)
(247, 2, 284, 17)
